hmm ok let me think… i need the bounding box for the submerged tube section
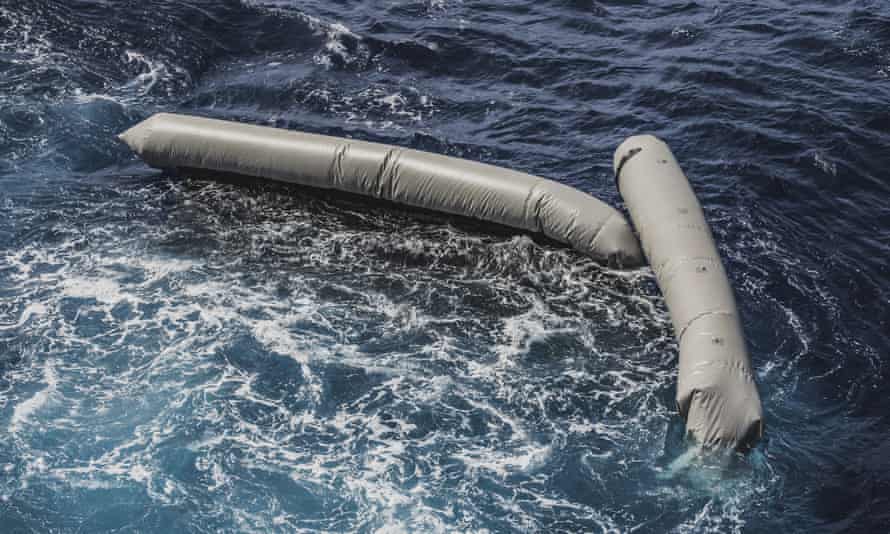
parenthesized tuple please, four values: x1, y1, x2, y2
(119, 113, 644, 267)
(614, 135, 763, 450)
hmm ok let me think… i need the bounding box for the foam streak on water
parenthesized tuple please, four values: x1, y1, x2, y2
(1, 0, 889, 532)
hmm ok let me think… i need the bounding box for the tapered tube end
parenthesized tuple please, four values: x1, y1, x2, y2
(118, 113, 168, 155)
(684, 389, 763, 451)
(118, 124, 143, 152)
(677, 315, 764, 451)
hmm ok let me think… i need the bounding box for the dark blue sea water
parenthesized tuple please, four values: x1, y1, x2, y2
(1, 1, 889, 532)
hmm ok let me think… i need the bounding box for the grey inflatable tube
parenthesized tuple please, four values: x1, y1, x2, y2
(118, 113, 644, 268)
(119, 114, 762, 450)
(614, 135, 763, 450)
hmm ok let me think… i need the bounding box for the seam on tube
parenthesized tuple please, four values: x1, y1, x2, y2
(614, 146, 642, 187)
(524, 180, 545, 233)
(588, 211, 618, 255)
(677, 309, 733, 344)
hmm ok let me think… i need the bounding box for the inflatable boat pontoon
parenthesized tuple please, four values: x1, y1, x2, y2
(119, 113, 763, 451)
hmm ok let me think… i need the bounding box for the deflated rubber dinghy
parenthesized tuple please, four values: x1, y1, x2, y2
(119, 113, 762, 450)
(119, 113, 644, 268)
(615, 136, 763, 449)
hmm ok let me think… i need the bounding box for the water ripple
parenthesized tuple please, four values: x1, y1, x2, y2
(1, 0, 889, 532)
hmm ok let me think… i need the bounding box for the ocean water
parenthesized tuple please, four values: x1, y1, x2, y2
(1, 0, 889, 532)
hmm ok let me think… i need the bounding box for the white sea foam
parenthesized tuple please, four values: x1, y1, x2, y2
(9, 361, 58, 434)
(0, 303, 47, 331)
(121, 50, 191, 99)
(0, 177, 778, 531)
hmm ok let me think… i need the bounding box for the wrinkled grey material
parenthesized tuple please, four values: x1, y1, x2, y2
(119, 113, 644, 267)
(614, 135, 763, 450)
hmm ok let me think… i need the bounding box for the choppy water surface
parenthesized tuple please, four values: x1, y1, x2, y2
(1, 1, 889, 532)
